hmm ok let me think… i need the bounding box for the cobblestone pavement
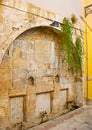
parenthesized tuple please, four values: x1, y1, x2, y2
(29, 105, 92, 130)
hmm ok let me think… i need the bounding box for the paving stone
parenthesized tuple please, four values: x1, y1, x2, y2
(30, 106, 92, 130)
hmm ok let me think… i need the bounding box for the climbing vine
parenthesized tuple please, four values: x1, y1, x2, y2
(74, 37, 82, 72)
(61, 17, 82, 72)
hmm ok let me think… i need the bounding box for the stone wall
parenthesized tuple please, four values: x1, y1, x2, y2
(0, 0, 83, 130)
(0, 0, 55, 64)
(0, 26, 83, 130)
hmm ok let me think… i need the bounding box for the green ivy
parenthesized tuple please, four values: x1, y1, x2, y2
(61, 18, 82, 72)
(74, 37, 82, 72)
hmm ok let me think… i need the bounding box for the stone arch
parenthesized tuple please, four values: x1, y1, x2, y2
(0, 25, 61, 65)
(0, 26, 61, 93)
(0, 26, 62, 127)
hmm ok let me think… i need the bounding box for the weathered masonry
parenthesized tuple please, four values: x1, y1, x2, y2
(0, 0, 83, 130)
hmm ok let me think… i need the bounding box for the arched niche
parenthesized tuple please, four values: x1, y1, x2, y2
(0, 26, 61, 92)
(55, 74, 60, 83)
(27, 76, 35, 85)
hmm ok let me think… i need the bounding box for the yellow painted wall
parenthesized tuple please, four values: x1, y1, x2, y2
(88, 27, 92, 99)
(83, 0, 92, 99)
